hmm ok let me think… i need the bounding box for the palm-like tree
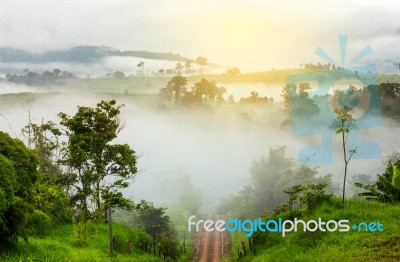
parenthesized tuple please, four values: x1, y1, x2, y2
(196, 56, 207, 76)
(137, 61, 145, 77)
(184, 59, 192, 76)
(175, 63, 183, 74)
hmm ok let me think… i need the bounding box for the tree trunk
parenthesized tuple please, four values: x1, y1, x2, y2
(108, 207, 113, 256)
(341, 122, 348, 208)
(96, 181, 101, 212)
(153, 234, 156, 256)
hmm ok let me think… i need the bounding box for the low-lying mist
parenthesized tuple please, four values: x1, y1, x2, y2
(0, 82, 398, 213)
(0, 56, 228, 78)
(0, 57, 178, 78)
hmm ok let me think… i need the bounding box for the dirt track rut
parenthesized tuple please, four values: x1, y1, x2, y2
(195, 215, 230, 262)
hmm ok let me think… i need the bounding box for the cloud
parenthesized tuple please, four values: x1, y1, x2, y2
(0, 0, 399, 68)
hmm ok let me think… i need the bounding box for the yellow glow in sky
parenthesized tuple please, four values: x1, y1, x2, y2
(0, 0, 399, 70)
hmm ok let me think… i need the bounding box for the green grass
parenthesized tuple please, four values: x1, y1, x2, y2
(64, 68, 321, 93)
(231, 198, 400, 261)
(0, 222, 193, 262)
(65, 69, 400, 93)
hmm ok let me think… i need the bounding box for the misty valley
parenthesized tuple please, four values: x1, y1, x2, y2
(2, 0, 400, 261)
(0, 53, 399, 262)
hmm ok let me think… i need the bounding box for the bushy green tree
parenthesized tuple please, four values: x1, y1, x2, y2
(284, 183, 331, 214)
(379, 82, 400, 121)
(0, 131, 39, 244)
(159, 226, 180, 259)
(282, 83, 319, 116)
(58, 100, 137, 218)
(137, 201, 173, 256)
(20, 100, 137, 222)
(192, 78, 222, 102)
(162, 77, 226, 106)
(22, 120, 64, 184)
(160, 75, 187, 103)
(22, 120, 73, 223)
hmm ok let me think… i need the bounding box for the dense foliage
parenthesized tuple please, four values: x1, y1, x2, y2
(0, 100, 187, 261)
(160, 76, 226, 105)
(58, 100, 137, 218)
(356, 158, 400, 203)
(0, 131, 39, 245)
(5, 69, 74, 86)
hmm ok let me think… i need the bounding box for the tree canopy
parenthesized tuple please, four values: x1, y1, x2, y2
(0, 131, 39, 244)
(58, 100, 137, 218)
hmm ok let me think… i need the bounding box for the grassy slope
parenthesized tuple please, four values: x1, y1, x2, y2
(63, 69, 314, 94)
(231, 198, 400, 261)
(64, 69, 400, 93)
(0, 222, 193, 262)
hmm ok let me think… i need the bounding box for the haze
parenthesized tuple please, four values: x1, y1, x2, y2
(1, 0, 400, 212)
(1, 0, 400, 71)
(0, 81, 399, 211)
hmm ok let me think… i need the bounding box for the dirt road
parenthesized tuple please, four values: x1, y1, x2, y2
(195, 215, 230, 262)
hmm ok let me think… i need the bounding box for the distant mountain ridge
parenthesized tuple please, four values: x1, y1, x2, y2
(0, 46, 190, 64)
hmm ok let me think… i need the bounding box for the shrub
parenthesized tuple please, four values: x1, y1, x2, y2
(73, 220, 97, 246)
(28, 210, 50, 238)
(356, 159, 400, 203)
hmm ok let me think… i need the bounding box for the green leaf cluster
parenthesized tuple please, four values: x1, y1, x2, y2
(0, 131, 39, 244)
(356, 159, 400, 203)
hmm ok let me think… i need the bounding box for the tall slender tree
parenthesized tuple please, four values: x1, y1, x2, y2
(195, 56, 207, 76)
(334, 106, 357, 207)
(58, 100, 137, 218)
(184, 59, 192, 76)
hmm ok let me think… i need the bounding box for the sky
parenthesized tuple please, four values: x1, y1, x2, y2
(1, 0, 400, 70)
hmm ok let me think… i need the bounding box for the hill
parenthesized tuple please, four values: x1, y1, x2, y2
(231, 198, 400, 261)
(0, 46, 190, 64)
(0, 221, 193, 262)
